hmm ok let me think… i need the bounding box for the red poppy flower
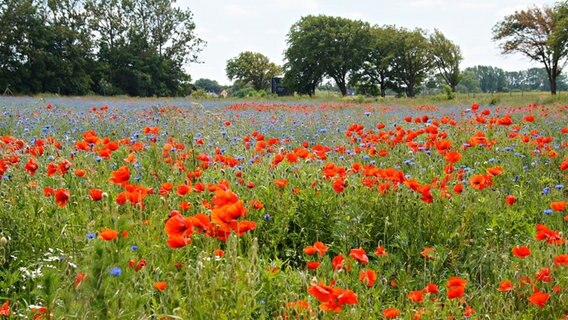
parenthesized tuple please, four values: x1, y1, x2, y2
(349, 248, 369, 265)
(308, 283, 335, 303)
(332, 255, 347, 271)
(486, 166, 503, 176)
(54, 188, 70, 207)
(447, 286, 465, 299)
(447, 276, 467, 288)
(99, 228, 118, 241)
(74, 272, 88, 287)
(453, 183, 463, 194)
(43, 187, 54, 197)
(535, 268, 553, 283)
(307, 261, 321, 270)
(469, 174, 488, 190)
(165, 213, 193, 238)
(153, 281, 167, 291)
(176, 185, 191, 196)
(505, 195, 516, 206)
(423, 283, 439, 294)
(179, 201, 191, 211)
(554, 254, 568, 266)
(109, 166, 130, 184)
(0, 300, 10, 317)
(444, 151, 462, 163)
(382, 307, 401, 319)
(497, 280, 513, 292)
(375, 246, 388, 256)
(528, 290, 549, 308)
(250, 200, 264, 210)
(303, 241, 328, 257)
(551, 201, 567, 211)
(512, 246, 531, 258)
(89, 189, 103, 201)
(535, 224, 565, 245)
(359, 269, 377, 287)
(166, 236, 191, 248)
(274, 178, 288, 189)
(463, 305, 475, 316)
(25, 158, 39, 175)
(407, 290, 424, 303)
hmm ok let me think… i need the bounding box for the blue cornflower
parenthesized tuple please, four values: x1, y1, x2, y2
(109, 267, 122, 277)
(555, 184, 564, 190)
(544, 209, 553, 215)
(130, 245, 138, 251)
(86, 232, 97, 240)
(263, 214, 271, 221)
(543, 187, 551, 195)
(364, 112, 371, 116)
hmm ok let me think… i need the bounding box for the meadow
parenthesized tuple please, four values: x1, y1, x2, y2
(0, 97, 567, 319)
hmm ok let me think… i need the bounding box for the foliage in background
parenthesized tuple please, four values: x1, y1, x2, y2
(284, 15, 373, 96)
(0, 0, 204, 97)
(225, 51, 281, 91)
(429, 29, 463, 92)
(493, 2, 568, 95)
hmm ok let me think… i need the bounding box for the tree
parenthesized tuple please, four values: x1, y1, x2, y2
(389, 28, 433, 97)
(226, 51, 281, 91)
(493, 3, 568, 94)
(0, 0, 45, 94)
(284, 15, 372, 96)
(456, 69, 481, 93)
(350, 25, 397, 97)
(464, 66, 507, 93)
(85, 0, 203, 96)
(194, 78, 223, 94)
(37, 0, 94, 95)
(429, 29, 463, 92)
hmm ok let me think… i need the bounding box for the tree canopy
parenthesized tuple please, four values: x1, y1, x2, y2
(429, 29, 463, 92)
(284, 15, 372, 96)
(493, 2, 568, 94)
(226, 52, 281, 91)
(0, 0, 204, 96)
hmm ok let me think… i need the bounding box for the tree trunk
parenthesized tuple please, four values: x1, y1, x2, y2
(379, 78, 386, 97)
(550, 75, 557, 95)
(407, 82, 415, 98)
(337, 81, 347, 96)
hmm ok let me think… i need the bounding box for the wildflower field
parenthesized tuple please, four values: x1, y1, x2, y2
(0, 97, 567, 319)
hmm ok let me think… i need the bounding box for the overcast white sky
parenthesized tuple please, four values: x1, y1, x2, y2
(181, 0, 559, 85)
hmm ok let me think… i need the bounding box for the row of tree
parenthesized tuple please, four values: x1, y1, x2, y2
(0, 0, 204, 96)
(225, 2, 566, 97)
(459, 66, 568, 94)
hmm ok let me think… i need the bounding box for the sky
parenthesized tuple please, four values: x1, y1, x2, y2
(182, 0, 559, 85)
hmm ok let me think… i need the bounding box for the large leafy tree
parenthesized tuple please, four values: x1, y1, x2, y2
(493, 2, 568, 95)
(86, 0, 204, 96)
(226, 51, 281, 91)
(0, 0, 203, 96)
(389, 28, 433, 97)
(350, 25, 397, 97)
(0, 0, 44, 94)
(429, 29, 463, 92)
(284, 15, 372, 96)
(38, 0, 94, 95)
